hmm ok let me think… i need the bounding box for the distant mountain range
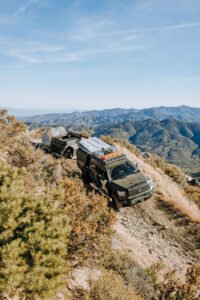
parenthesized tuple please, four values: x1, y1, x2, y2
(21, 105, 200, 124)
(20, 105, 200, 171)
(1, 107, 79, 117)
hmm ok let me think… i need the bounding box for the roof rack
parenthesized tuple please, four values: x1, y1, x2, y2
(102, 154, 126, 164)
(78, 137, 126, 164)
(79, 137, 117, 155)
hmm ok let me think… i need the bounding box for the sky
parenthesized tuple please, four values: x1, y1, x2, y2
(0, 0, 200, 110)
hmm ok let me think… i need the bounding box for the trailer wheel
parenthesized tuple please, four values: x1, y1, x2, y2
(42, 146, 50, 153)
(64, 147, 73, 159)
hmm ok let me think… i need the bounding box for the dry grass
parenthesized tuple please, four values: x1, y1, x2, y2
(146, 153, 185, 185)
(148, 264, 200, 299)
(82, 270, 143, 300)
(1, 114, 199, 299)
(100, 135, 140, 156)
(0, 111, 115, 299)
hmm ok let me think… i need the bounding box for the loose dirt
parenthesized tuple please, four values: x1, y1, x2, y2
(119, 145, 200, 223)
(113, 146, 200, 279)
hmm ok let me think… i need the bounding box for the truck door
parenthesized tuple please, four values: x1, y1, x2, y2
(97, 168, 109, 195)
(88, 159, 109, 195)
(88, 158, 100, 186)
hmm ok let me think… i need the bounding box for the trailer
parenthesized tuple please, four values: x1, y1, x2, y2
(31, 127, 86, 159)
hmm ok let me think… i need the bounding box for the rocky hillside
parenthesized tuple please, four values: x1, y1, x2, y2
(0, 110, 200, 300)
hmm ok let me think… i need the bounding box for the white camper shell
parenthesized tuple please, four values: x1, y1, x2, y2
(42, 127, 67, 146)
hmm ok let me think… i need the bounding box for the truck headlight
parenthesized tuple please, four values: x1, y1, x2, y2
(147, 177, 154, 189)
(117, 190, 127, 197)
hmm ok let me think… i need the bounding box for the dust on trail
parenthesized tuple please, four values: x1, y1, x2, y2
(117, 145, 200, 223)
(112, 207, 199, 278)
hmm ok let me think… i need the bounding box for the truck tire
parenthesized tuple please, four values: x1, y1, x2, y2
(64, 147, 73, 159)
(111, 193, 122, 211)
(190, 178, 197, 185)
(81, 171, 90, 184)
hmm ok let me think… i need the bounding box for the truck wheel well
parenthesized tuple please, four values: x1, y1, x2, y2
(64, 147, 74, 158)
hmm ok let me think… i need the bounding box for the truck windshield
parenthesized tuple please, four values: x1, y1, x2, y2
(111, 161, 137, 180)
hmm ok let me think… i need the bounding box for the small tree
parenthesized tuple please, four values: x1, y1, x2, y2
(0, 160, 70, 299)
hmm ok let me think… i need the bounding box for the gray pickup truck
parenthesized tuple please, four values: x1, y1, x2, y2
(77, 137, 154, 208)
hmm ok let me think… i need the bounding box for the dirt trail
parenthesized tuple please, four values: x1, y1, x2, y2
(112, 146, 200, 278)
(118, 145, 200, 223)
(113, 205, 199, 278)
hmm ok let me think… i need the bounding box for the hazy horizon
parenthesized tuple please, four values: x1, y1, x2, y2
(2, 103, 200, 118)
(2, 102, 200, 113)
(1, 0, 200, 109)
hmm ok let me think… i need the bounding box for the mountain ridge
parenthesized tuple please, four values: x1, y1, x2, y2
(20, 105, 200, 123)
(19, 105, 200, 170)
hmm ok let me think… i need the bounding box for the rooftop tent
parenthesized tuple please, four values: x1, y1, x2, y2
(42, 126, 67, 145)
(78, 137, 117, 155)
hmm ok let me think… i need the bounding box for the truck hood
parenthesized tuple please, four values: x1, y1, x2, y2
(112, 172, 147, 189)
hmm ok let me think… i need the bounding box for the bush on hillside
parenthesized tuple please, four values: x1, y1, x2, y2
(0, 160, 70, 299)
(146, 153, 185, 184)
(0, 111, 115, 299)
(147, 153, 200, 208)
(100, 250, 157, 299)
(82, 270, 142, 300)
(100, 135, 140, 156)
(59, 177, 115, 262)
(0, 110, 25, 141)
(157, 264, 200, 299)
(184, 184, 200, 208)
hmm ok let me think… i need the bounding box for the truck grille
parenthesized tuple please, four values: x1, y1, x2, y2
(128, 183, 149, 197)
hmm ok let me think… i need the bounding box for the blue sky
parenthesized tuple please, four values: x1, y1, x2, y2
(0, 0, 200, 110)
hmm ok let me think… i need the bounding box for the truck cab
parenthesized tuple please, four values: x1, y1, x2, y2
(77, 138, 154, 208)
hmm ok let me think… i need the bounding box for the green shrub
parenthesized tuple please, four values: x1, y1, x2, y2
(83, 270, 142, 300)
(59, 177, 115, 262)
(147, 264, 200, 300)
(100, 250, 156, 298)
(0, 160, 70, 299)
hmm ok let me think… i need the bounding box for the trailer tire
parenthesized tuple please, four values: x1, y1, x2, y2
(64, 147, 73, 159)
(42, 146, 50, 153)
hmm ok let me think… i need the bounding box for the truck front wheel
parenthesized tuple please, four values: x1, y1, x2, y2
(82, 171, 90, 185)
(111, 194, 122, 211)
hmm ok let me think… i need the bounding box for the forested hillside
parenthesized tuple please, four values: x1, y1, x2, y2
(95, 118, 200, 170)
